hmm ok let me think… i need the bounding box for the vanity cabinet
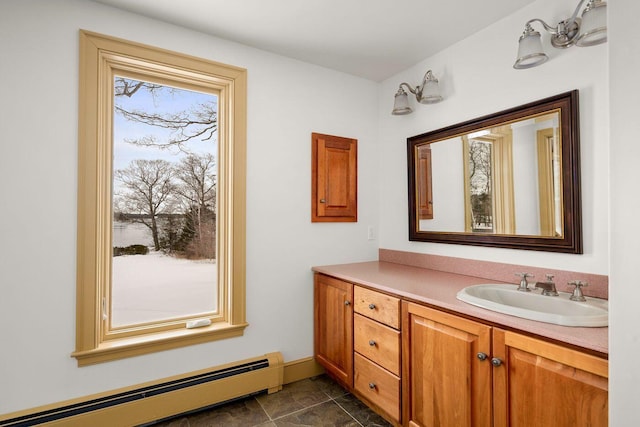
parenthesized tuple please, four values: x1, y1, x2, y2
(353, 286, 402, 423)
(402, 302, 492, 426)
(314, 274, 353, 387)
(402, 301, 608, 427)
(492, 329, 608, 427)
(314, 272, 608, 427)
(314, 274, 402, 425)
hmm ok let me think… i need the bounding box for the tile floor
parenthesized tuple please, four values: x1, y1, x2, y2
(149, 375, 392, 427)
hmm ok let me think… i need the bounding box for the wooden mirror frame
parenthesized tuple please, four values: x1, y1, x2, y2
(407, 90, 582, 253)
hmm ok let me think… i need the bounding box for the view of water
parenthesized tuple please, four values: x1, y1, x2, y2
(113, 220, 154, 247)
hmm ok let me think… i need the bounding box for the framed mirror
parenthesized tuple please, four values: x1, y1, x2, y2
(407, 90, 582, 253)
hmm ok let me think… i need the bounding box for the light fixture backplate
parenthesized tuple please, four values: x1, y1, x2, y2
(550, 18, 581, 48)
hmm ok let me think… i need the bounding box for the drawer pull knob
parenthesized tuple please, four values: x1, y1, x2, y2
(344, 300, 351, 306)
(491, 357, 503, 367)
(369, 340, 376, 347)
(368, 303, 376, 310)
(368, 382, 376, 390)
(477, 352, 488, 361)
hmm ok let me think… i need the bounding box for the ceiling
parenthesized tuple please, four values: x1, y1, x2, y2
(91, 0, 534, 81)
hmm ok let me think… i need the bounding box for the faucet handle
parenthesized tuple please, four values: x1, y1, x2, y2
(515, 272, 533, 291)
(568, 280, 588, 302)
(545, 274, 555, 282)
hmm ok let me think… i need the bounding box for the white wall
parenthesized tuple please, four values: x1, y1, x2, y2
(378, 0, 609, 275)
(609, 0, 640, 425)
(0, 0, 379, 413)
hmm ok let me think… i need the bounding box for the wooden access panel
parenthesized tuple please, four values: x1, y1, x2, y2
(312, 133, 357, 222)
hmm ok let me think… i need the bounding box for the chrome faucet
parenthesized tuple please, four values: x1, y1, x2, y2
(515, 273, 533, 292)
(535, 274, 559, 296)
(568, 280, 588, 301)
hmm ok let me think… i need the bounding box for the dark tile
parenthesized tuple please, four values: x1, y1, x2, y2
(151, 417, 190, 427)
(273, 401, 359, 427)
(256, 378, 331, 419)
(157, 397, 270, 427)
(335, 394, 393, 427)
(309, 375, 349, 399)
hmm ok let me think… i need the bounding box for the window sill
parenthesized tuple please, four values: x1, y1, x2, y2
(72, 322, 249, 366)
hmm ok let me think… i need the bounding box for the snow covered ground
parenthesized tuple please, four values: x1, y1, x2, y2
(111, 251, 217, 327)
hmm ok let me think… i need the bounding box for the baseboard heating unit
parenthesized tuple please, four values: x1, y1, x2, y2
(0, 352, 283, 427)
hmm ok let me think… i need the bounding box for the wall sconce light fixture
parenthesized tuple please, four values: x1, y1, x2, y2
(514, 0, 607, 69)
(391, 69, 443, 115)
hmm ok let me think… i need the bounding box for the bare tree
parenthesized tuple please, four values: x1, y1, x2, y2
(114, 77, 217, 152)
(468, 140, 493, 228)
(114, 78, 163, 98)
(114, 159, 176, 251)
(174, 154, 217, 259)
(468, 140, 492, 196)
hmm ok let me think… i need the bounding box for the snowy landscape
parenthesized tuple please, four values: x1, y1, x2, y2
(108, 77, 219, 327)
(111, 247, 217, 327)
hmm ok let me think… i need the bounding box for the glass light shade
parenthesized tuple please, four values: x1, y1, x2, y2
(513, 30, 549, 69)
(418, 78, 443, 104)
(392, 88, 412, 115)
(576, 1, 607, 47)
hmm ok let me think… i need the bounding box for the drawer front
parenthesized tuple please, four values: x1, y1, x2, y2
(354, 353, 401, 422)
(354, 286, 400, 329)
(354, 314, 401, 376)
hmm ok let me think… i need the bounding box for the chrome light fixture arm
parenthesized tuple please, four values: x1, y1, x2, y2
(524, 0, 588, 42)
(399, 70, 437, 102)
(391, 69, 443, 115)
(398, 82, 418, 96)
(514, 0, 607, 69)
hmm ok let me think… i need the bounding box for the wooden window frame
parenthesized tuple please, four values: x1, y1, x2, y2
(73, 30, 247, 366)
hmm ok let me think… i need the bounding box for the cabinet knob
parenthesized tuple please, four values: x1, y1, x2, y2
(491, 357, 503, 367)
(368, 383, 376, 390)
(369, 340, 376, 347)
(344, 300, 351, 306)
(368, 303, 376, 310)
(319, 199, 326, 203)
(477, 352, 488, 361)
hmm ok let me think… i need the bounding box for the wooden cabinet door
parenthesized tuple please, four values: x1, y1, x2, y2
(314, 274, 353, 387)
(492, 329, 608, 427)
(402, 302, 492, 427)
(312, 133, 357, 222)
(417, 145, 433, 220)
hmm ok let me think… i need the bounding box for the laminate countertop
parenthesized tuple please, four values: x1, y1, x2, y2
(312, 261, 608, 356)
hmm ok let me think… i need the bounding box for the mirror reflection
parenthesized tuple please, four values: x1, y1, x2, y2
(416, 111, 562, 237)
(407, 90, 582, 253)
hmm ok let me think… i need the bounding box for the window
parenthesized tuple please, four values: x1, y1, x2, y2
(73, 31, 247, 366)
(462, 127, 515, 234)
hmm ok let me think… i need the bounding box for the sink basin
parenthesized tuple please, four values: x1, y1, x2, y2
(456, 284, 608, 327)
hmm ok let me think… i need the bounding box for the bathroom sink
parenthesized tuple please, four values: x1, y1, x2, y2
(456, 284, 608, 327)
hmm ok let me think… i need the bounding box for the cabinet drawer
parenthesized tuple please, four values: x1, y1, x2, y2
(354, 286, 400, 329)
(354, 314, 401, 376)
(354, 353, 400, 422)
